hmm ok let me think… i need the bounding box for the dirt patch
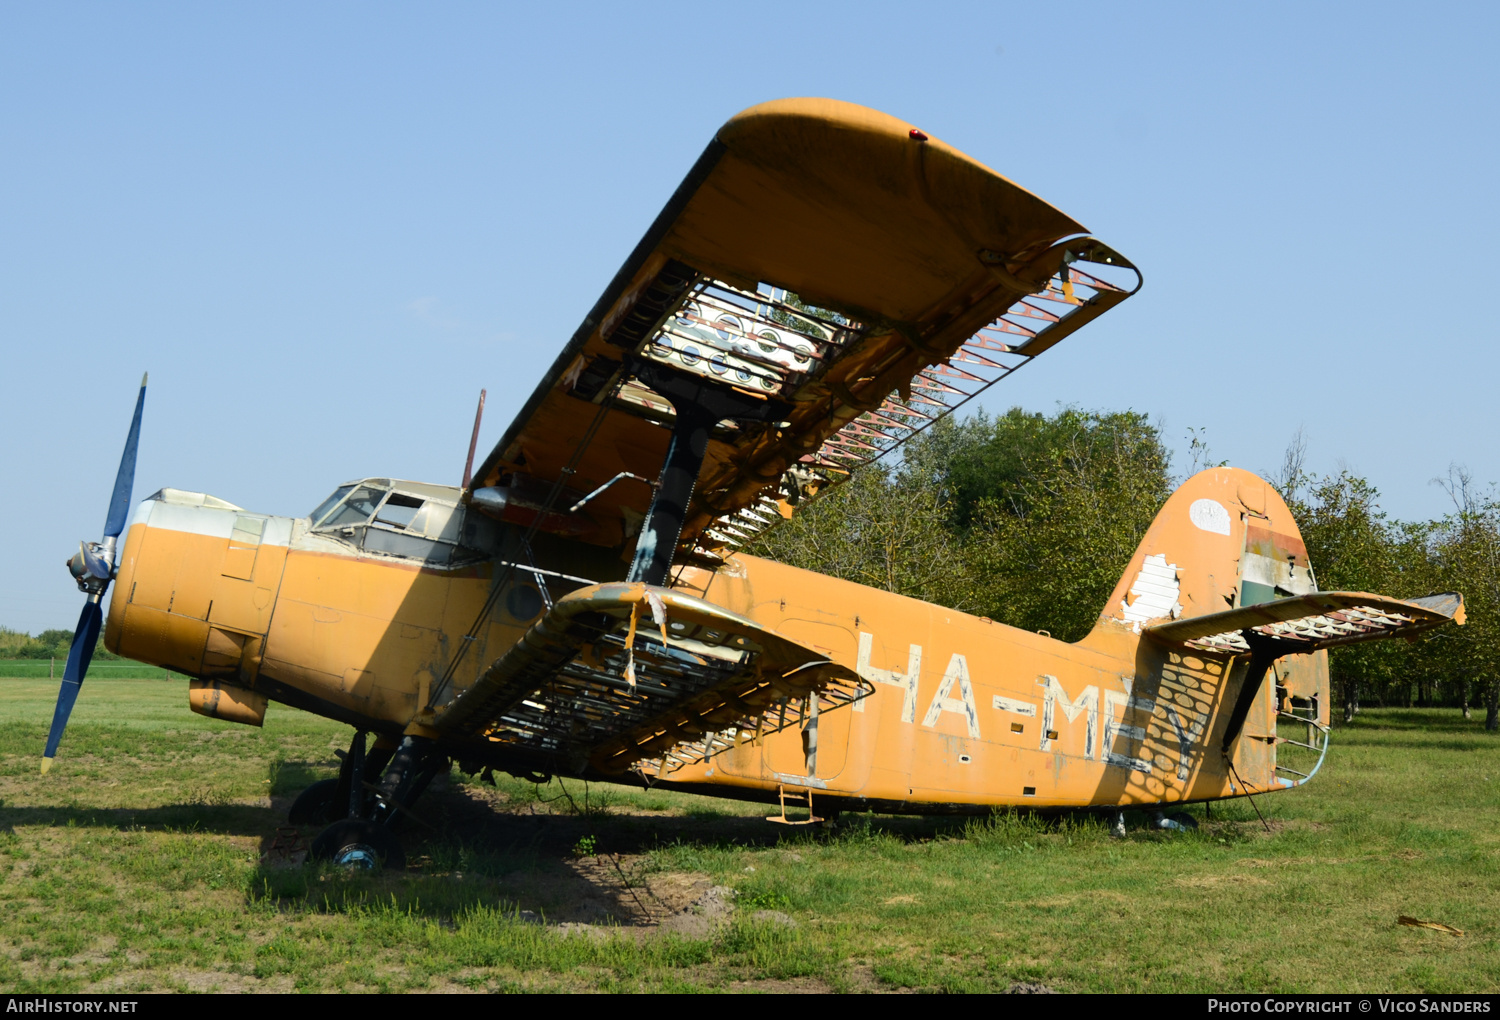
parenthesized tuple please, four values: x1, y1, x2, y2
(549, 883, 738, 942)
(727, 975, 837, 993)
(1176, 874, 1271, 888)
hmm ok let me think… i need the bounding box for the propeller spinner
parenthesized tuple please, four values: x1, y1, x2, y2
(43, 373, 148, 774)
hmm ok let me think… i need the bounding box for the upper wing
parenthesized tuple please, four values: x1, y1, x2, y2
(1144, 591, 1465, 655)
(467, 98, 1141, 570)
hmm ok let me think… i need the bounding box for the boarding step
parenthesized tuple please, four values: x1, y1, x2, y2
(766, 783, 823, 825)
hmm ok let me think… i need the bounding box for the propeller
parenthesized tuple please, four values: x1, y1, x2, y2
(43, 373, 147, 774)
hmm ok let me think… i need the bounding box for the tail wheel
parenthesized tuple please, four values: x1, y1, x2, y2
(310, 819, 406, 871)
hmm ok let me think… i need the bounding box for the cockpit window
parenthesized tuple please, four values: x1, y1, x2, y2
(318, 485, 387, 529)
(373, 492, 423, 529)
(309, 485, 354, 527)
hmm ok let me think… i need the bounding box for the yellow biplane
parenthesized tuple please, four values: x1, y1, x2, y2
(50, 99, 1463, 867)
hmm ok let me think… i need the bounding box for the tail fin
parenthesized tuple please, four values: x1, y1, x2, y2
(1091, 466, 1314, 639)
(1084, 467, 1460, 775)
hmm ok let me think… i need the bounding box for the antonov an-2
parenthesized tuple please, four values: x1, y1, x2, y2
(49, 99, 1463, 867)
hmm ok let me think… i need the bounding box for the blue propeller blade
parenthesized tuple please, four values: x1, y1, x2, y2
(102, 373, 147, 540)
(41, 600, 103, 773)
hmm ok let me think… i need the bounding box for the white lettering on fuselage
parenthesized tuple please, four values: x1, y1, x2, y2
(1040, 675, 1098, 756)
(855, 632, 920, 722)
(921, 654, 981, 738)
(1165, 705, 1207, 781)
(853, 632, 1164, 775)
(1103, 683, 1155, 773)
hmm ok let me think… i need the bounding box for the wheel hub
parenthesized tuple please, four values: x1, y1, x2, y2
(334, 843, 379, 869)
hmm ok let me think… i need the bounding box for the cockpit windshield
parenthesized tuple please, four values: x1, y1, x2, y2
(309, 485, 355, 527)
(316, 485, 387, 529)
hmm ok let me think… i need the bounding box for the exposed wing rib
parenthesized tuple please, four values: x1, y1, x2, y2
(1145, 591, 1465, 655)
(433, 582, 869, 777)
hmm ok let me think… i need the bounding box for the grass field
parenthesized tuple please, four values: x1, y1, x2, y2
(0, 676, 1496, 993)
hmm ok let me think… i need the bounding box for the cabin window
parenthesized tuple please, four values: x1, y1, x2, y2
(374, 492, 423, 529)
(409, 501, 460, 542)
(359, 490, 464, 564)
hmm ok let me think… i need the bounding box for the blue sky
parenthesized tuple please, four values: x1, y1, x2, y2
(3, 2, 1496, 633)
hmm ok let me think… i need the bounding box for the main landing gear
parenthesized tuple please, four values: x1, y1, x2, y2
(289, 730, 448, 871)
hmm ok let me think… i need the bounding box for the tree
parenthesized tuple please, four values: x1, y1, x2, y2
(749, 455, 975, 611)
(1425, 469, 1500, 731)
(752, 406, 1174, 642)
(949, 409, 1172, 640)
(1288, 472, 1411, 717)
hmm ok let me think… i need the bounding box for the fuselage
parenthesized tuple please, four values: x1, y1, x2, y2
(106, 468, 1328, 813)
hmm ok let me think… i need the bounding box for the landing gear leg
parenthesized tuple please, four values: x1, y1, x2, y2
(308, 730, 408, 870)
(371, 735, 447, 829)
(289, 730, 393, 825)
(1110, 811, 1127, 838)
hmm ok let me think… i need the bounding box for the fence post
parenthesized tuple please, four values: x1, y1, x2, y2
(50, 657, 54, 679)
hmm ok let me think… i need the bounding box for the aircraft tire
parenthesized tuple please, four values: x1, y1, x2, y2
(288, 778, 340, 826)
(310, 819, 406, 871)
(1164, 811, 1200, 831)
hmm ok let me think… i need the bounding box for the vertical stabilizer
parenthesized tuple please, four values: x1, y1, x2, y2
(1089, 467, 1314, 641)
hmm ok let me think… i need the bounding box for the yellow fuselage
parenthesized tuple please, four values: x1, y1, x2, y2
(106, 468, 1324, 813)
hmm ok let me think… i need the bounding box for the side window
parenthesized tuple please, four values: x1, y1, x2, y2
(361, 492, 460, 564)
(409, 502, 460, 542)
(374, 493, 423, 529)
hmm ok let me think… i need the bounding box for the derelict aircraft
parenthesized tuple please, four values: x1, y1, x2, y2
(49, 99, 1464, 867)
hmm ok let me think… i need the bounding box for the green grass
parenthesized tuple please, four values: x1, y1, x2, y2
(0, 678, 1496, 992)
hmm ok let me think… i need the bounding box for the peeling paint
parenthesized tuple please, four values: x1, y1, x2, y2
(1189, 498, 1231, 535)
(921, 653, 980, 738)
(1119, 553, 1182, 628)
(855, 632, 919, 721)
(992, 695, 1037, 717)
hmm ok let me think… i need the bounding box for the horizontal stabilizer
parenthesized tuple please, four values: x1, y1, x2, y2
(435, 582, 869, 776)
(1145, 591, 1464, 655)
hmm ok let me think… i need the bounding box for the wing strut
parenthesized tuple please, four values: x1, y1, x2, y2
(625, 362, 785, 586)
(1218, 632, 1278, 752)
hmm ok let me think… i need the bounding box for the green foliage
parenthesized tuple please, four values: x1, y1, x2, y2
(751, 406, 1174, 641)
(955, 409, 1172, 639)
(1283, 463, 1500, 725)
(0, 627, 120, 661)
(749, 458, 976, 612)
